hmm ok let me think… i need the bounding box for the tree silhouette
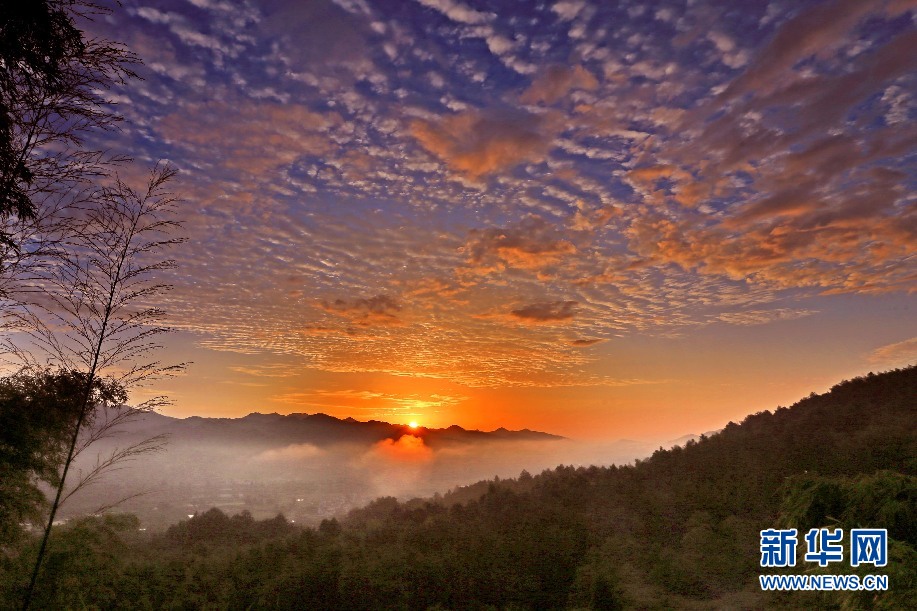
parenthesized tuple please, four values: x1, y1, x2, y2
(0, 368, 123, 549)
(0, 1, 135, 249)
(0, 165, 184, 609)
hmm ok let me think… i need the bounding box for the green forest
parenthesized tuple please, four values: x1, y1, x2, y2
(2, 366, 914, 609)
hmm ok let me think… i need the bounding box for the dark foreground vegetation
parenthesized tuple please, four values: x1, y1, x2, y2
(1, 366, 915, 609)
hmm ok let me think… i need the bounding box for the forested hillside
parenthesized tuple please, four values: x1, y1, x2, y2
(2, 366, 914, 609)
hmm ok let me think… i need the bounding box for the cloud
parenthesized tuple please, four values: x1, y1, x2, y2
(720, 0, 910, 101)
(625, 164, 707, 208)
(867, 337, 917, 367)
(256, 443, 324, 461)
(552, 1, 586, 22)
(411, 108, 558, 178)
(159, 102, 338, 175)
(132, 5, 244, 61)
(359, 433, 436, 498)
(229, 363, 299, 378)
(622, 7, 917, 295)
(461, 216, 577, 275)
(569, 338, 606, 347)
(372, 434, 433, 462)
(134, 7, 177, 25)
(715, 309, 817, 326)
(520, 65, 598, 106)
(85, 0, 917, 402)
(320, 295, 405, 327)
(414, 0, 490, 25)
(707, 30, 748, 69)
(260, 0, 370, 72)
(570, 200, 620, 232)
(511, 301, 578, 324)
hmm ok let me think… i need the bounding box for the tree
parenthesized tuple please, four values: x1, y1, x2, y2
(0, 1, 135, 248)
(0, 165, 184, 608)
(0, 4, 182, 607)
(0, 368, 125, 549)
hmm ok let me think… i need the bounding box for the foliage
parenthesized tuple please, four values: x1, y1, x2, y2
(0, 368, 125, 547)
(0, 366, 912, 609)
(0, 3, 183, 608)
(778, 471, 917, 611)
(6, 165, 182, 608)
(0, 0, 135, 246)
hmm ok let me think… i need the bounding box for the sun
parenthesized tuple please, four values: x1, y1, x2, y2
(408, 421, 419, 429)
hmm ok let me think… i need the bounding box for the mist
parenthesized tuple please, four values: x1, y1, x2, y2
(62, 411, 674, 530)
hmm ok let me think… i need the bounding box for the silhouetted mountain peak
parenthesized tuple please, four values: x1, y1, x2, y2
(105, 410, 564, 450)
(241, 412, 282, 420)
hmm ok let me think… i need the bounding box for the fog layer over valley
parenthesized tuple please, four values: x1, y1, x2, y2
(65, 411, 673, 529)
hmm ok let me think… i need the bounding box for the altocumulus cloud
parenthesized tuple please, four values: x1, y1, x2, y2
(74, 0, 916, 397)
(511, 301, 578, 324)
(411, 107, 560, 179)
(320, 295, 405, 328)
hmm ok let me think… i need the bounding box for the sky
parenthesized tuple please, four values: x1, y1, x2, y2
(80, 0, 916, 440)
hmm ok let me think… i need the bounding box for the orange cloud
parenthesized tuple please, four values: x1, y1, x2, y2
(411, 108, 557, 178)
(610, 3, 914, 298)
(626, 164, 709, 207)
(715, 309, 817, 326)
(621, 28, 916, 295)
(867, 337, 917, 367)
(511, 300, 578, 324)
(569, 338, 606, 347)
(320, 295, 405, 327)
(462, 216, 577, 276)
(403, 277, 462, 299)
(373, 434, 433, 462)
(625, 205, 917, 294)
(720, 0, 912, 101)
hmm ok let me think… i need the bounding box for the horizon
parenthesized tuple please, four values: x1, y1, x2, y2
(74, 0, 915, 441)
(133, 397, 762, 442)
(127, 362, 913, 445)
(57, 365, 913, 532)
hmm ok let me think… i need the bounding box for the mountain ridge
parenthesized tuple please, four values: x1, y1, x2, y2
(111, 409, 565, 448)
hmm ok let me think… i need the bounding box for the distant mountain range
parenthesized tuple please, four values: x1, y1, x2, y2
(106, 410, 564, 449)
